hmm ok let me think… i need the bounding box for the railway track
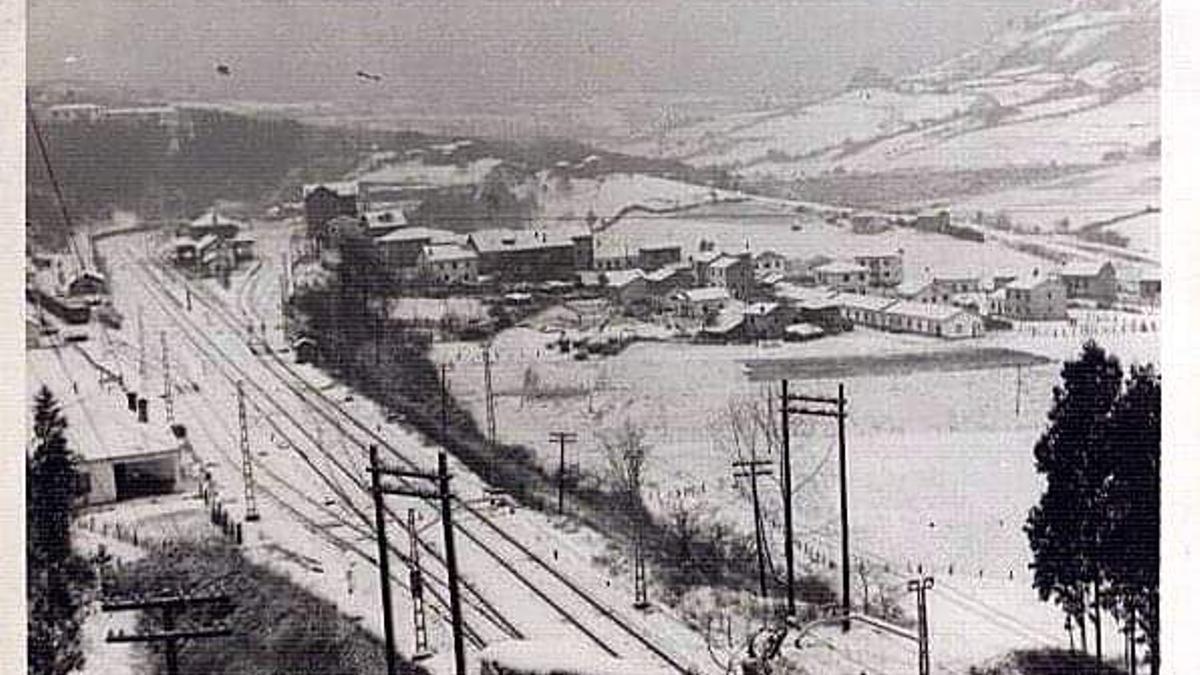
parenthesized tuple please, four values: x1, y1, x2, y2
(141, 251, 703, 673)
(126, 252, 524, 650)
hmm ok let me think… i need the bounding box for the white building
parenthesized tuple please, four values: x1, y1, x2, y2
(814, 261, 870, 293)
(881, 301, 984, 338)
(837, 293, 897, 329)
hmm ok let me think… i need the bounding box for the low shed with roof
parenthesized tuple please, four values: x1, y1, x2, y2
(29, 349, 185, 506)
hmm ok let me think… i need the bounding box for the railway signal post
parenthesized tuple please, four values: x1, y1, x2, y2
(371, 447, 466, 675)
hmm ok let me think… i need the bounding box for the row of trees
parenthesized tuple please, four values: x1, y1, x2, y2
(1026, 341, 1160, 672)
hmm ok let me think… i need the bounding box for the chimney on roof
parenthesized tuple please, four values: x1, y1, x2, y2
(127, 391, 138, 412)
(1033, 268, 1039, 277)
(137, 397, 148, 423)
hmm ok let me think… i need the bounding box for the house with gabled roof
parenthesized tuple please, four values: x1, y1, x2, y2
(1060, 259, 1117, 306)
(881, 300, 984, 339)
(1003, 272, 1067, 320)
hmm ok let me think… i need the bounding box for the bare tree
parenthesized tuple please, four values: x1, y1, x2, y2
(691, 589, 780, 674)
(599, 418, 651, 505)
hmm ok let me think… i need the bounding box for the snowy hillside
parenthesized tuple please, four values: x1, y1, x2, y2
(608, 0, 1159, 176)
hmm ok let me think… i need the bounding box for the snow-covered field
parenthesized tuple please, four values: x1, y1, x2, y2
(942, 159, 1159, 233)
(582, 201, 1049, 279)
(534, 172, 733, 224)
(434, 317, 1158, 669)
(353, 157, 504, 187)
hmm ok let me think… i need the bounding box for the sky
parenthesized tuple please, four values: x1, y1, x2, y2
(27, 0, 1067, 106)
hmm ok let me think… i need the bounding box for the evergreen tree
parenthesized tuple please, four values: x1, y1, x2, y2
(27, 386, 88, 675)
(1025, 341, 1123, 660)
(29, 386, 80, 564)
(1103, 364, 1160, 674)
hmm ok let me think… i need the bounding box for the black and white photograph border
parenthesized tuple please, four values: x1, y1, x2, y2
(3, 1, 1199, 674)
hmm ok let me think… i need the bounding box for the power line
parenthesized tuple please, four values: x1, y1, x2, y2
(26, 101, 87, 271)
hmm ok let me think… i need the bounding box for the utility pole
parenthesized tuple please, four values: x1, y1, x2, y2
(785, 382, 851, 630)
(633, 529, 649, 610)
(778, 380, 796, 616)
(439, 364, 450, 440)
(549, 431, 578, 514)
(103, 593, 232, 675)
(907, 576, 934, 675)
(732, 457, 774, 599)
(237, 381, 259, 521)
(371, 448, 466, 675)
(368, 446, 399, 675)
(161, 331, 174, 423)
(279, 252, 289, 347)
(484, 345, 497, 450)
(1015, 363, 1022, 417)
(137, 305, 146, 388)
(407, 508, 431, 659)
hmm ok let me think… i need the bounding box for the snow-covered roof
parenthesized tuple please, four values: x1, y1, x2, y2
(376, 227, 459, 245)
(852, 248, 902, 261)
(469, 228, 575, 253)
(361, 207, 409, 229)
(174, 234, 221, 251)
(884, 300, 971, 322)
(692, 250, 723, 265)
(815, 260, 869, 275)
(681, 287, 731, 303)
(27, 349, 181, 463)
(421, 244, 477, 263)
(303, 181, 358, 198)
(1060, 259, 1114, 277)
(711, 256, 745, 270)
(605, 269, 645, 288)
(745, 302, 781, 316)
(1007, 274, 1060, 292)
(644, 267, 678, 283)
(895, 278, 932, 297)
(189, 210, 245, 230)
(786, 323, 825, 337)
(836, 293, 897, 312)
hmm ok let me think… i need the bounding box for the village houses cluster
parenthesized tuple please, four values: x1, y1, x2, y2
(168, 180, 1152, 345)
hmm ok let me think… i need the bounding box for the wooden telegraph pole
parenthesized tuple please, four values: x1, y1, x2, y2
(732, 457, 774, 599)
(483, 344, 497, 450)
(784, 381, 851, 630)
(778, 380, 796, 616)
(370, 447, 466, 675)
(907, 576, 935, 675)
(161, 331, 174, 423)
(103, 593, 232, 675)
(549, 431, 578, 514)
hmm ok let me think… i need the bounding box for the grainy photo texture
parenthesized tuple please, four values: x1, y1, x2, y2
(24, 1, 1160, 674)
